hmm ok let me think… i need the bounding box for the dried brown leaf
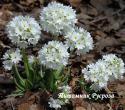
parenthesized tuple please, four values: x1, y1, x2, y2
(18, 103, 44, 110)
(95, 37, 120, 52)
(68, 0, 81, 7)
(75, 106, 86, 110)
(70, 78, 79, 87)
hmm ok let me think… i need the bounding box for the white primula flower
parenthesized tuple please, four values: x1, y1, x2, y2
(48, 97, 62, 110)
(28, 55, 35, 64)
(6, 16, 41, 48)
(40, 2, 77, 35)
(82, 60, 109, 89)
(65, 27, 93, 54)
(102, 54, 125, 79)
(82, 54, 125, 90)
(38, 41, 69, 70)
(59, 85, 71, 94)
(2, 48, 22, 70)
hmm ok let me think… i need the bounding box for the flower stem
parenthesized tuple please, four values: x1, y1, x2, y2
(13, 64, 25, 88)
(22, 49, 30, 78)
(14, 64, 23, 82)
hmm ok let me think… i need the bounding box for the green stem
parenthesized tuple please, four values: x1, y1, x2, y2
(44, 69, 56, 92)
(53, 66, 63, 79)
(22, 49, 30, 78)
(14, 65, 24, 82)
(13, 64, 25, 88)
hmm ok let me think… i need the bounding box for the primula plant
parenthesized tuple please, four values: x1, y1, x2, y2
(2, 1, 125, 110)
(40, 2, 77, 35)
(6, 16, 41, 48)
(82, 54, 125, 91)
(3, 15, 42, 95)
(64, 27, 93, 54)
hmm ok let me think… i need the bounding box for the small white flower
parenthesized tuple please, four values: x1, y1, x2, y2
(65, 27, 93, 54)
(28, 55, 35, 64)
(48, 97, 62, 110)
(59, 85, 71, 94)
(40, 2, 77, 35)
(3, 60, 13, 70)
(6, 16, 41, 48)
(102, 54, 125, 79)
(2, 48, 22, 70)
(38, 41, 69, 70)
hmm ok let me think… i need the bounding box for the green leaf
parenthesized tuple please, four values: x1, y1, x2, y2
(13, 78, 25, 92)
(43, 69, 57, 92)
(39, 81, 45, 89)
(10, 89, 24, 97)
(25, 79, 33, 90)
(22, 49, 30, 78)
(53, 66, 63, 79)
(22, 49, 36, 83)
(12, 65, 25, 88)
(28, 67, 35, 82)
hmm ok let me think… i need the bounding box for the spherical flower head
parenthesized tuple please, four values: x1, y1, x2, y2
(65, 27, 93, 54)
(6, 16, 41, 48)
(2, 48, 22, 70)
(102, 54, 125, 79)
(40, 2, 77, 35)
(38, 41, 69, 70)
(82, 54, 125, 90)
(82, 60, 109, 88)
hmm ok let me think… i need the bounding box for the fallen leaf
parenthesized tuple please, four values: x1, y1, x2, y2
(0, 40, 10, 48)
(29, 104, 44, 110)
(68, 0, 82, 7)
(75, 106, 86, 110)
(116, 83, 125, 97)
(70, 78, 79, 87)
(20, 0, 34, 6)
(18, 103, 32, 110)
(18, 103, 45, 110)
(116, 29, 125, 38)
(95, 37, 120, 52)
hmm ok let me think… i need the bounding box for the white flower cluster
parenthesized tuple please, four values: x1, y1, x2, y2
(82, 54, 125, 89)
(64, 27, 93, 53)
(40, 2, 77, 35)
(6, 16, 41, 48)
(102, 54, 125, 79)
(83, 60, 109, 88)
(2, 49, 22, 70)
(48, 85, 71, 109)
(59, 85, 71, 94)
(28, 55, 35, 64)
(38, 41, 69, 70)
(48, 97, 62, 110)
